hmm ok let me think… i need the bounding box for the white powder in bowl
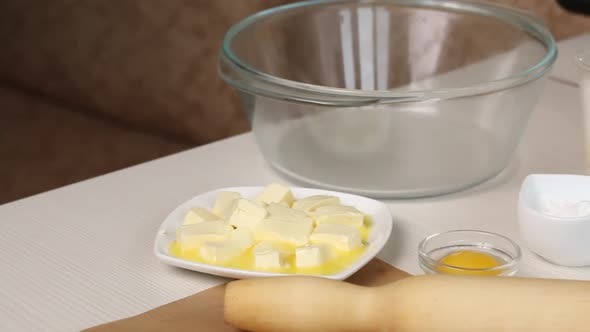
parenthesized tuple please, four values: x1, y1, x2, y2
(538, 197, 590, 218)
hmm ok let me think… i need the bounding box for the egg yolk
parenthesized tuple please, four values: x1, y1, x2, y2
(437, 250, 503, 276)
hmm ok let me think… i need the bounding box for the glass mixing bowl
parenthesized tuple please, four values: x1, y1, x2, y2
(219, 0, 557, 198)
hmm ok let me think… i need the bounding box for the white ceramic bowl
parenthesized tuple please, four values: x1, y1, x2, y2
(154, 186, 393, 279)
(518, 174, 590, 267)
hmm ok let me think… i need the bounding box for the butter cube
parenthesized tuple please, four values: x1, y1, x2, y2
(253, 242, 291, 269)
(310, 224, 362, 251)
(267, 203, 309, 222)
(229, 227, 255, 249)
(292, 195, 340, 212)
(254, 219, 313, 246)
(200, 241, 245, 263)
(256, 183, 294, 206)
(312, 205, 364, 228)
(296, 244, 332, 268)
(183, 207, 220, 225)
(199, 227, 254, 263)
(177, 221, 233, 249)
(212, 191, 241, 220)
(228, 199, 268, 229)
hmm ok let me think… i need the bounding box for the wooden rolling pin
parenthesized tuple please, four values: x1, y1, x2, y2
(225, 275, 590, 332)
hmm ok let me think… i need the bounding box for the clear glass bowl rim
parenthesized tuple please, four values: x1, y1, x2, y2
(219, 0, 558, 104)
(418, 229, 522, 272)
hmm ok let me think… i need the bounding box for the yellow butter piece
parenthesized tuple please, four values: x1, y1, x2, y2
(229, 227, 255, 249)
(256, 183, 294, 206)
(199, 227, 254, 263)
(292, 195, 340, 212)
(177, 221, 232, 249)
(183, 207, 220, 225)
(254, 219, 313, 246)
(310, 224, 362, 251)
(200, 241, 245, 263)
(228, 199, 268, 229)
(266, 203, 309, 221)
(212, 191, 241, 220)
(296, 244, 333, 268)
(253, 241, 292, 269)
(312, 205, 364, 228)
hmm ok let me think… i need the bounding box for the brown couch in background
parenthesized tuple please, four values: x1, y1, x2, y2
(0, 0, 588, 204)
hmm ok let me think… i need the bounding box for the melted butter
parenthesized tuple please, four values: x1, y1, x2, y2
(170, 216, 372, 276)
(360, 215, 371, 243)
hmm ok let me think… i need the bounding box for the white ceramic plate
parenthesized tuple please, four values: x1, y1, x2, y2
(154, 187, 393, 280)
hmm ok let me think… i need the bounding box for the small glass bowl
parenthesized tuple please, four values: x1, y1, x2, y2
(418, 230, 521, 276)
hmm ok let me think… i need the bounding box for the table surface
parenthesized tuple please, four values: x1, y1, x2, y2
(1, 34, 589, 331)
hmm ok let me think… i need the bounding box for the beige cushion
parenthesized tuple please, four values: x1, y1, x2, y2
(0, 84, 188, 203)
(0, 0, 293, 144)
